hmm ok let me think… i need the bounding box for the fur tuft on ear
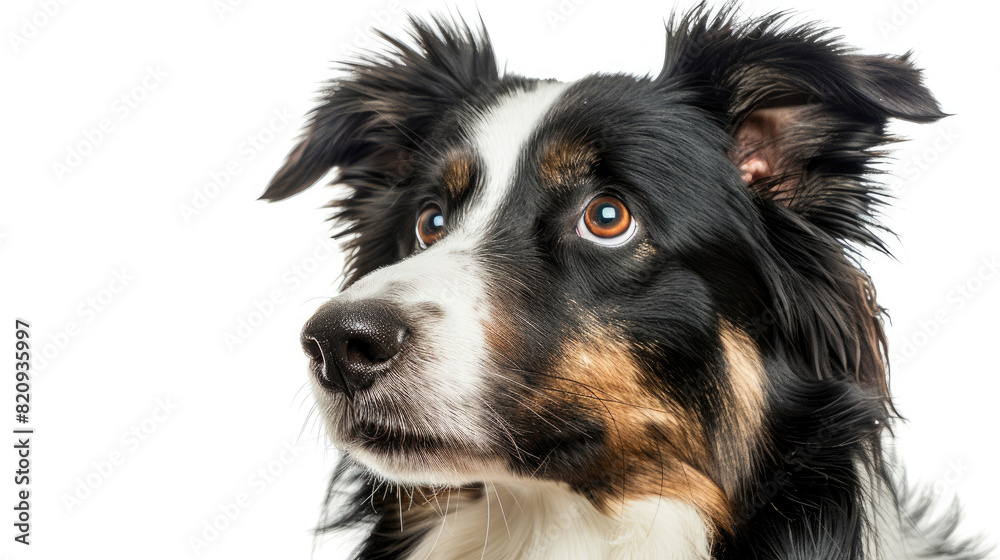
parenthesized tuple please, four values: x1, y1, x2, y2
(658, 2, 945, 248)
(658, 2, 945, 405)
(259, 15, 498, 202)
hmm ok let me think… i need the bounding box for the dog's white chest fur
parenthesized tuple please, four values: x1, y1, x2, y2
(403, 481, 711, 560)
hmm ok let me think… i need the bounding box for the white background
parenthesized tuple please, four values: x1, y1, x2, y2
(2, 0, 997, 558)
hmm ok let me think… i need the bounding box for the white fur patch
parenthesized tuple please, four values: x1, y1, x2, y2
(402, 480, 711, 560)
(463, 81, 571, 227)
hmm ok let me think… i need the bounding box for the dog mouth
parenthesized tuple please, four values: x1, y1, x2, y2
(342, 419, 458, 455)
(318, 395, 500, 480)
(333, 416, 502, 485)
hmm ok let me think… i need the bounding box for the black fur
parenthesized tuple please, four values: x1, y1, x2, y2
(264, 4, 986, 559)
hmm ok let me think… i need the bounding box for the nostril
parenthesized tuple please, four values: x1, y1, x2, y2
(302, 337, 323, 363)
(345, 324, 408, 365)
(346, 338, 382, 364)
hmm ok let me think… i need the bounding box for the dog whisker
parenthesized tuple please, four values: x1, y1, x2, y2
(481, 399, 527, 465)
(492, 483, 511, 541)
(397, 485, 404, 532)
(420, 489, 451, 560)
(480, 483, 490, 560)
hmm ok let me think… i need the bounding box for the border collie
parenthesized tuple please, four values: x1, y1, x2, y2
(262, 4, 985, 558)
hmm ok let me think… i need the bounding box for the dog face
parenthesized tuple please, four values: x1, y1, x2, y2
(263, 9, 943, 529)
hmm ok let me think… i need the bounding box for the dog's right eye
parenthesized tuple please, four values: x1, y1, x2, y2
(416, 204, 446, 249)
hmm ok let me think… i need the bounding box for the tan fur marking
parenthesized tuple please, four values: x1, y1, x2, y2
(539, 138, 597, 188)
(482, 305, 527, 368)
(549, 324, 734, 533)
(719, 323, 766, 434)
(716, 322, 768, 498)
(441, 155, 474, 197)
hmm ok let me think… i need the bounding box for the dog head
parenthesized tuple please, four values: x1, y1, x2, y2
(263, 6, 942, 529)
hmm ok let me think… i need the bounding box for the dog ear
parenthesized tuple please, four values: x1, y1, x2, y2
(657, 5, 945, 249)
(260, 16, 498, 201)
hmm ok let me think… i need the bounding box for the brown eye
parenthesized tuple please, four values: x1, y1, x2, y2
(416, 204, 446, 248)
(578, 195, 636, 246)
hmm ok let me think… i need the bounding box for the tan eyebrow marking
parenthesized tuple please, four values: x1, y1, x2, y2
(441, 154, 475, 198)
(539, 137, 597, 189)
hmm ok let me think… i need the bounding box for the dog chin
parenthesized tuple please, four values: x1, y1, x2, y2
(344, 444, 505, 487)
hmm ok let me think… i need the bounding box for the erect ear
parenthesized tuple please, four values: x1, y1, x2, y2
(259, 16, 498, 201)
(658, 6, 946, 248)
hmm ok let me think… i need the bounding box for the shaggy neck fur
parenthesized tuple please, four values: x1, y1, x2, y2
(400, 480, 710, 560)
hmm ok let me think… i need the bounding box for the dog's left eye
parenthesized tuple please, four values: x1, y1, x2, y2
(416, 204, 446, 249)
(577, 195, 637, 246)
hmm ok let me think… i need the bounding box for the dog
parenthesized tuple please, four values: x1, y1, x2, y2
(261, 4, 984, 559)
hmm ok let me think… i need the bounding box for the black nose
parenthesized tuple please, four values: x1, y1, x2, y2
(300, 300, 409, 396)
